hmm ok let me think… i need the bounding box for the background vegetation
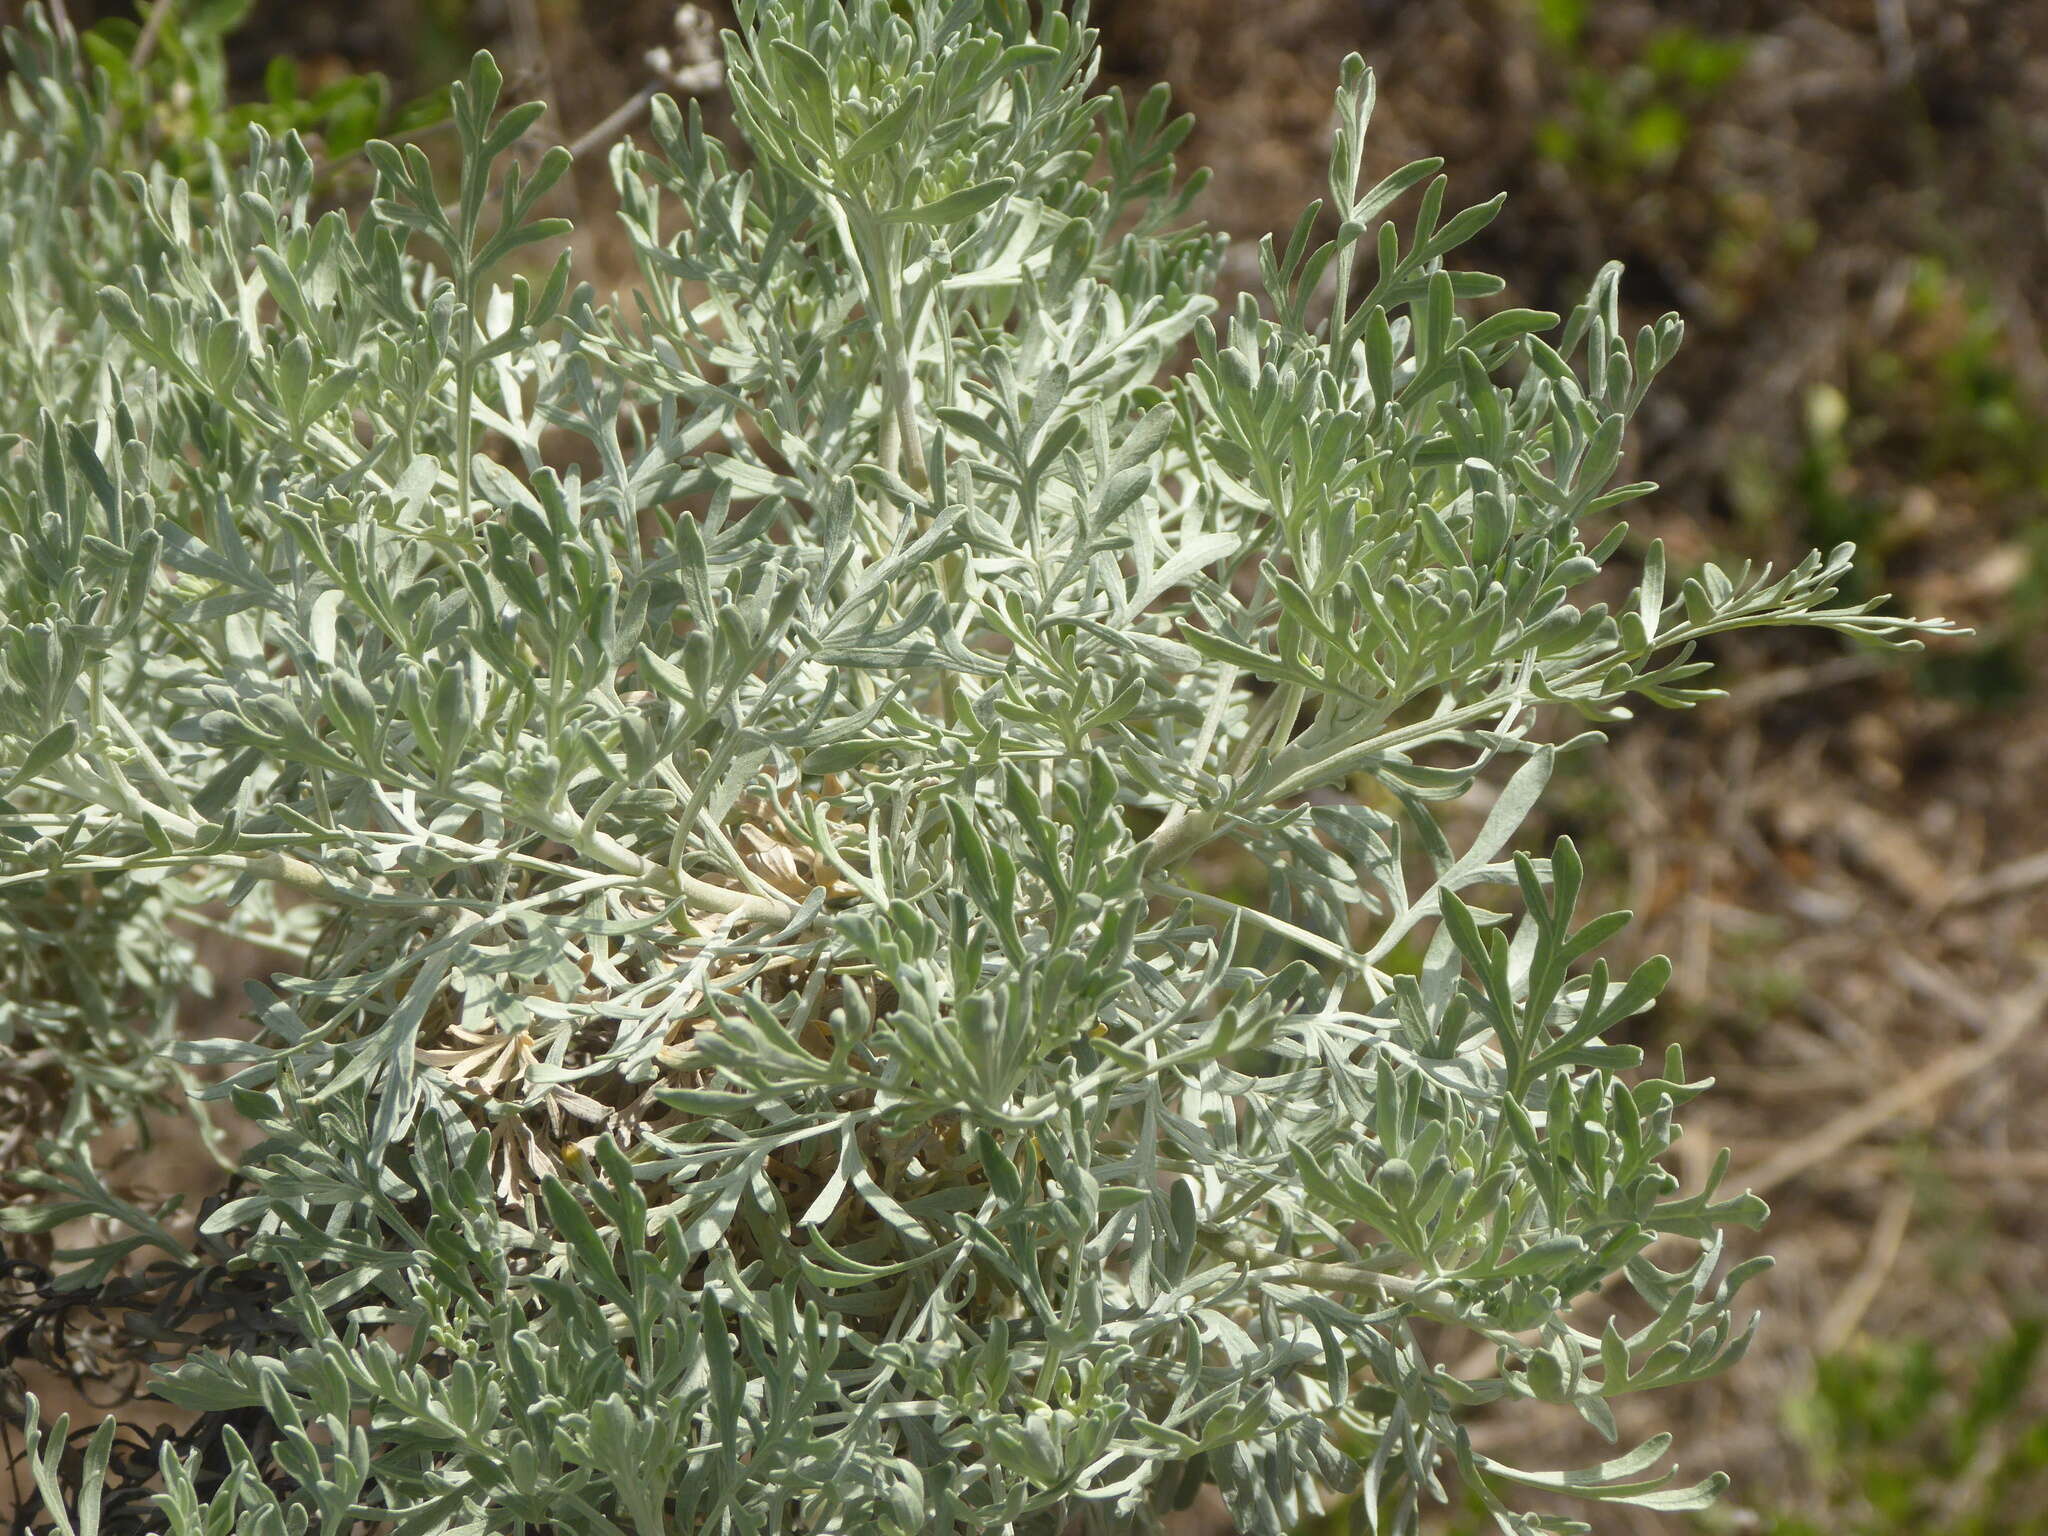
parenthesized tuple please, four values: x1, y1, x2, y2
(6, 0, 2047, 1531)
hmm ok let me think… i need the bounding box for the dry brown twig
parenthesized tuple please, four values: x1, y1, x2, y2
(1946, 847, 2048, 909)
(568, 4, 725, 161)
(1814, 1181, 1913, 1353)
(1744, 957, 2048, 1197)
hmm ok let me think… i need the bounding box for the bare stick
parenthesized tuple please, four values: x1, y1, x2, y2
(1814, 1182, 1912, 1353)
(130, 0, 172, 73)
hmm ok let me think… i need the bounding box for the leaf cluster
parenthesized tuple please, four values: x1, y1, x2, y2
(0, 3, 1953, 1534)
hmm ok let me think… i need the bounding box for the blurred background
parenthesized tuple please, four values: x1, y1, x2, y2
(9, 0, 2048, 1530)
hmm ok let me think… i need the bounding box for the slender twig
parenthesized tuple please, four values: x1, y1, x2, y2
(1815, 1183, 1912, 1353)
(129, 0, 172, 74)
(568, 82, 660, 162)
(1207, 1234, 1453, 1306)
(1947, 847, 2048, 908)
(1742, 963, 2048, 1196)
(1152, 880, 1384, 984)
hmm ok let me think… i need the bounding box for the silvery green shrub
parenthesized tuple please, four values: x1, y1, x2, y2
(0, 2, 1949, 1532)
